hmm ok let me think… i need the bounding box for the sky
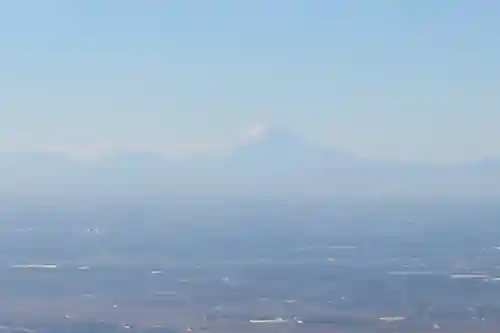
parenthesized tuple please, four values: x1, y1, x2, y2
(1, 0, 499, 163)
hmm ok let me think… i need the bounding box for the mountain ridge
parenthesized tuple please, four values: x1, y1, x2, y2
(0, 129, 498, 198)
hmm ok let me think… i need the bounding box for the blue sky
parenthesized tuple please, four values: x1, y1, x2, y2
(1, 1, 499, 163)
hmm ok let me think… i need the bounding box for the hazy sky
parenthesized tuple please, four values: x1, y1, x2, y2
(1, 1, 499, 163)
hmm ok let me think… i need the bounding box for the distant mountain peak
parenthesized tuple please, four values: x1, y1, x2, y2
(228, 127, 333, 169)
(241, 127, 311, 150)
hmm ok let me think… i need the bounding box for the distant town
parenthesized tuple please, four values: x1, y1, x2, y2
(0, 199, 500, 333)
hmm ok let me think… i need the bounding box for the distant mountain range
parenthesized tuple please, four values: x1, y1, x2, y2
(0, 129, 499, 198)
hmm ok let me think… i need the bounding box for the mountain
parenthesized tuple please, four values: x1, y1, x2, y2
(0, 129, 499, 198)
(228, 128, 364, 169)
